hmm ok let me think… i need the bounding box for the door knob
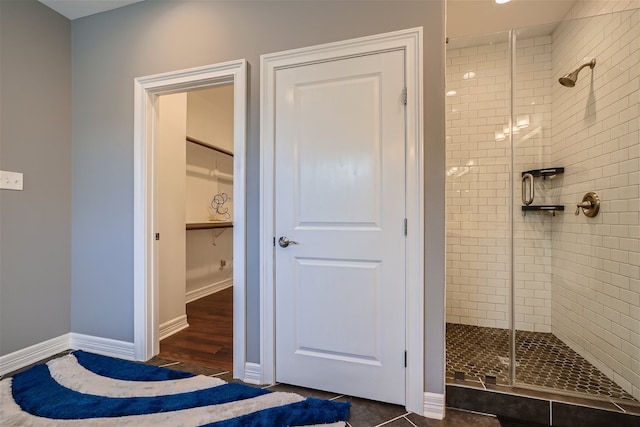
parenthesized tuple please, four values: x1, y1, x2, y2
(278, 236, 299, 248)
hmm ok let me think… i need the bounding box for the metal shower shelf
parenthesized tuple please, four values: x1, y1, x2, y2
(521, 167, 564, 179)
(521, 205, 565, 216)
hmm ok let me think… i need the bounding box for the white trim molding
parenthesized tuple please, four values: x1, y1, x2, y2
(158, 315, 189, 341)
(0, 334, 136, 376)
(69, 333, 136, 360)
(133, 60, 247, 381)
(243, 362, 263, 385)
(0, 334, 70, 376)
(423, 392, 446, 420)
(185, 279, 233, 304)
(260, 27, 424, 413)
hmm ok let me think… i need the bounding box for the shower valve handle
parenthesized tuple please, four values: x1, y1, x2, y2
(575, 201, 592, 214)
(575, 192, 600, 217)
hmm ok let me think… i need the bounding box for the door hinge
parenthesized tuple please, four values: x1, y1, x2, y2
(403, 218, 407, 236)
(401, 87, 407, 105)
(404, 350, 407, 367)
(155, 233, 160, 241)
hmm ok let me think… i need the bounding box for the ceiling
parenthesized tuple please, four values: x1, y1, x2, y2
(38, 0, 143, 20)
(447, 0, 577, 38)
(38, 0, 577, 38)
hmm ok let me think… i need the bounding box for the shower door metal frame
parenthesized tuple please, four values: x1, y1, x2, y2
(508, 29, 516, 389)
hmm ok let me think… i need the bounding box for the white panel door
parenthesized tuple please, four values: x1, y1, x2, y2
(274, 49, 407, 405)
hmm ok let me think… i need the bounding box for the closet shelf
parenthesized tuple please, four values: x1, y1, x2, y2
(186, 136, 234, 157)
(521, 167, 564, 178)
(186, 221, 233, 230)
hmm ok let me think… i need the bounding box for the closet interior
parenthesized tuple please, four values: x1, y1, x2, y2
(156, 84, 234, 368)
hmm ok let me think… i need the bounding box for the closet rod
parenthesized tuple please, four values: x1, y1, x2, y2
(186, 136, 234, 157)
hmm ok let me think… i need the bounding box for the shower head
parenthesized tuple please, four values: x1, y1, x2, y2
(559, 59, 596, 87)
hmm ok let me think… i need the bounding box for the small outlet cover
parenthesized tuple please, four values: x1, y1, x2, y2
(0, 170, 23, 190)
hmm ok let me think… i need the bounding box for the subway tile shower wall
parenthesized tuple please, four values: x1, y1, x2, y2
(446, 37, 512, 331)
(446, 0, 639, 401)
(513, 34, 555, 334)
(446, 35, 555, 333)
(549, 7, 639, 402)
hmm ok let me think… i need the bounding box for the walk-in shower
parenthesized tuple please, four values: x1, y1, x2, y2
(445, 7, 639, 409)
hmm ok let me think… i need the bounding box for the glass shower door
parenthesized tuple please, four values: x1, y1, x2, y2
(445, 30, 514, 388)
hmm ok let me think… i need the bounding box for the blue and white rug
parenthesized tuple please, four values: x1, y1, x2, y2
(0, 351, 350, 426)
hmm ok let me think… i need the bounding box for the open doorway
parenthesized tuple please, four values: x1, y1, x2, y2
(155, 86, 235, 371)
(133, 60, 247, 381)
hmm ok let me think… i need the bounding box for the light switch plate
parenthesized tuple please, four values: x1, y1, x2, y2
(0, 170, 24, 190)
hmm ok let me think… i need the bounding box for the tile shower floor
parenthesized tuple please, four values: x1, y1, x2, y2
(446, 323, 637, 402)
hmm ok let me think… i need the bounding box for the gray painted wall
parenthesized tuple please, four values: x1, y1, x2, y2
(0, 0, 72, 355)
(69, 0, 445, 393)
(0, 0, 445, 397)
(423, 0, 447, 396)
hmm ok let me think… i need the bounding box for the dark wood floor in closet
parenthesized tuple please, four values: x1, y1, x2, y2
(158, 286, 233, 371)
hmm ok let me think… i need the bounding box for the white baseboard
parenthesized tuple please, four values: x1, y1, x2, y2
(159, 315, 189, 341)
(243, 362, 262, 385)
(69, 333, 135, 360)
(186, 279, 233, 304)
(0, 333, 136, 376)
(423, 392, 445, 420)
(0, 334, 70, 376)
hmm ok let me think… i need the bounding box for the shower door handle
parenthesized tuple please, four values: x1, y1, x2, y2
(522, 173, 534, 205)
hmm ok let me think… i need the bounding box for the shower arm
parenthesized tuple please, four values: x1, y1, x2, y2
(574, 60, 596, 75)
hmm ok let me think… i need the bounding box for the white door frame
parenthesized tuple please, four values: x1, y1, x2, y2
(133, 60, 247, 380)
(260, 28, 424, 413)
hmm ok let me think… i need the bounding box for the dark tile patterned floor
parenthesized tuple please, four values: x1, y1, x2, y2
(3, 352, 507, 426)
(0, 352, 558, 427)
(8, 343, 635, 425)
(445, 323, 636, 402)
(147, 357, 509, 426)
